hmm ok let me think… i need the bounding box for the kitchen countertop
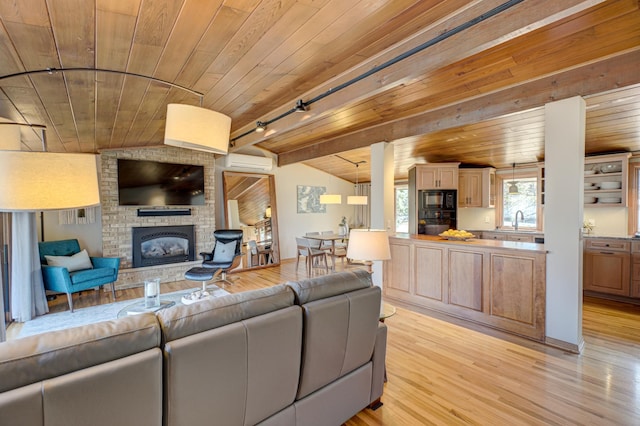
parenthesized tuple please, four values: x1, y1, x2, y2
(391, 233, 546, 253)
(474, 229, 544, 236)
(582, 234, 638, 240)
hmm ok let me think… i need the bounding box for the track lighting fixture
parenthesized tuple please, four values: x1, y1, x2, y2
(255, 121, 267, 133)
(294, 99, 308, 113)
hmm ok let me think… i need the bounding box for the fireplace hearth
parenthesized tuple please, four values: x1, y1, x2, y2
(132, 225, 195, 268)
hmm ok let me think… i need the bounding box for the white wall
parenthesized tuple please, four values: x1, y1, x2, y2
(40, 210, 103, 256)
(214, 156, 355, 260)
(273, 163, 355, 260)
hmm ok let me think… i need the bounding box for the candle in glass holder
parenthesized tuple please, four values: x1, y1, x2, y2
(144, 278, 160, 308)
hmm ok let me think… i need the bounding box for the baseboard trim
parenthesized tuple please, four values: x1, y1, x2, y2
(544, 336, 584, 354)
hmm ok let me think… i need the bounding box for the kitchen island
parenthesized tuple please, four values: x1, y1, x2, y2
(384, 234, 546, 341)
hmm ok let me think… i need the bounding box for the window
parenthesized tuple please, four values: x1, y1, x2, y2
(395, 185, 409, 232)
(500, 175, 538, 229)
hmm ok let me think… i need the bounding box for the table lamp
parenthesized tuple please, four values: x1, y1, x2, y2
(346, 229, 391, 273)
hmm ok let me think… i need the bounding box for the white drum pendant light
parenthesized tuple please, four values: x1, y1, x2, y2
(164, 104, 232, 154)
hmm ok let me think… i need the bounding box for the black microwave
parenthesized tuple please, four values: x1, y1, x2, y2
(419, 190, 456, 210)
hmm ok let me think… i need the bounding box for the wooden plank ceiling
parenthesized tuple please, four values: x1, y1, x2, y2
(0, 0, 639, 184)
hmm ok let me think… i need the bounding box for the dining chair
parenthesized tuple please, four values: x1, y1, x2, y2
(321, 230, 347, 249)
(247, 239, 273, 266)
(295, 237, 328, 276)
(304, 232, 322, 249)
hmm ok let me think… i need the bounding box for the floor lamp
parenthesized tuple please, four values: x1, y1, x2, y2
(346, 229, 391, 274)
(0, 149, 100, 322)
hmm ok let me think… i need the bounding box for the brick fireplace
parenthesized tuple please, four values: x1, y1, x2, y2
(132, 225, 195, 268)
(100, 146, 216, 289)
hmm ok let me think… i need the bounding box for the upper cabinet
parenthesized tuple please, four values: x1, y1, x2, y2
(459, 168, 495, 208)
(414, 163, 460, 190)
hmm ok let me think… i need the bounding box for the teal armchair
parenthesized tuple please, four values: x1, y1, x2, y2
(38, 239, 120, 312)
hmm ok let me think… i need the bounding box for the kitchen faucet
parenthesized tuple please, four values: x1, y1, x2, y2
(514, 210, 524, 230)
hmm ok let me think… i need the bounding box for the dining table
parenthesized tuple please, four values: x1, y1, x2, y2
(304, 233, 348, 270)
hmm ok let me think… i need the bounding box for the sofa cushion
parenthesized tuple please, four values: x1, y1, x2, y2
(286, 269, 373, 305)
(159, 285, 302, 426)
(157, 283, 295, 342)
(69, 267, 114, 285)
(45, 249, 93, 272)
(0, 313, 160, 393)
(162, 306, 302, 426)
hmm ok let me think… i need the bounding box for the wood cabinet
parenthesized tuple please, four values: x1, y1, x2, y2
(255, 218, 272, 243)
(414, 163, 459, 190)
(384, 235, 546, 342)
(459, 168, 495, 208)
(408, 163, 460, 233)
(630, 242, 640, 298)
(583, 239, 631, 296)
(540, 153, 630, 207)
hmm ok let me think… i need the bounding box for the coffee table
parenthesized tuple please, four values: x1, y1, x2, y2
(117, 286, 229, 318)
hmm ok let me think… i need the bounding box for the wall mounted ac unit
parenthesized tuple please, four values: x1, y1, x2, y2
(224, 153, 273, 171)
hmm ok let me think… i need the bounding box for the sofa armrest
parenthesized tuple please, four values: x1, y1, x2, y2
(370, 322, 387, 405)
(41, 265, 73, 293)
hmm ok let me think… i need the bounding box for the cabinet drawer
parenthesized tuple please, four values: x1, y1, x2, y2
(506, 235, 535, 243)
(585, 239, 630, 252)
(482, 232, 506, 241)
(632, 241, 640, 253)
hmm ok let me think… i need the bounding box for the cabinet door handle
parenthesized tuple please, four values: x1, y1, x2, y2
(599, 251, 615, 255)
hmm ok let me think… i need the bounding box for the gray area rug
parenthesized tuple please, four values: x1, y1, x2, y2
(18, 286, 229, 339)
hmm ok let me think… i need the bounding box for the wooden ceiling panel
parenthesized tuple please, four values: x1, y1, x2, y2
(0, 0, 638, 185)
(49, 0, 95, 68)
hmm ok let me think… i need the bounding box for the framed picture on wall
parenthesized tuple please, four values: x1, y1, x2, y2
(297, 185, 327, 213)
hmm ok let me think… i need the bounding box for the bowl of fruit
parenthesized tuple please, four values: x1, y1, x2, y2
(438, 229, 476, 241)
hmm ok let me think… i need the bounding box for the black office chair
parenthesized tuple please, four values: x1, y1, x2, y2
(184, 229, 244, 298)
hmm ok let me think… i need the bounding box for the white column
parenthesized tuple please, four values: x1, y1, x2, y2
(370, 142, 394, 286)
(544, 96, 585, 351)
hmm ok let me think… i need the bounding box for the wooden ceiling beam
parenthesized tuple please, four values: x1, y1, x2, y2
(229, 0, 609, 150)
(278, 49, 640, 166)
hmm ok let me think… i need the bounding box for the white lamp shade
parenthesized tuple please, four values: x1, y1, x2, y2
(347, 195, 368, 205)
(0, 151, 100, 211)
(346, 229, 391, 261)
(319, 194, 342, 204)
(164, 104, 231, 154)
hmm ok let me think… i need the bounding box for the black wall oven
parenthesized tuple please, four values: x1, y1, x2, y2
(417, 189, 457, 235)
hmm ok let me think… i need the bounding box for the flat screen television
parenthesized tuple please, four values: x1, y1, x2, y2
(117, 159, 205, 206)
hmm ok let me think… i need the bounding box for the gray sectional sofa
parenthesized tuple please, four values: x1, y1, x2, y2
(0, 269, 387, 426)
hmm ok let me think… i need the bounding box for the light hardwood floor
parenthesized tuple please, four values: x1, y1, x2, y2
(7, 260, 640, 424)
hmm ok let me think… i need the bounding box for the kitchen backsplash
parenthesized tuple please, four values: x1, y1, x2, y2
(583, 206, 628, 237)
(458, 206, 628, 237)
